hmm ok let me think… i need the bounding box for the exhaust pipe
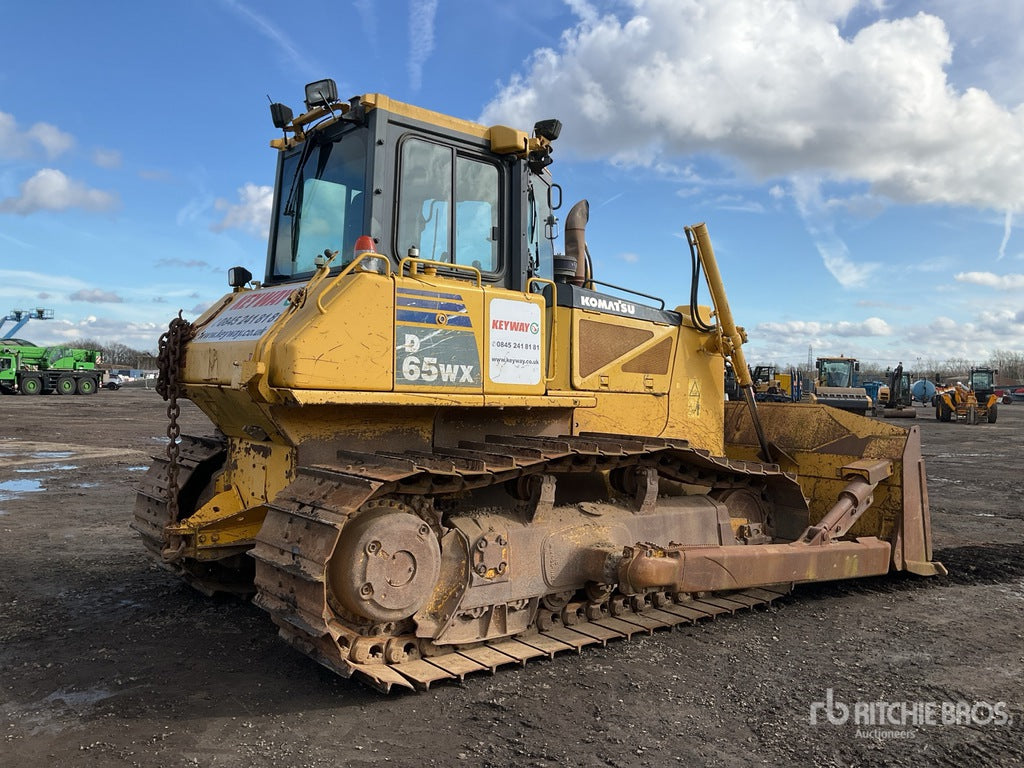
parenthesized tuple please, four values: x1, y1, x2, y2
(564, 200, 589, 287)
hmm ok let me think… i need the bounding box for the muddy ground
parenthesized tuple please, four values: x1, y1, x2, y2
(0, 388, 1021, 767)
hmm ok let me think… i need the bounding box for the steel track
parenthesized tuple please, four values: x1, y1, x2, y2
(249, 433, 804, 692)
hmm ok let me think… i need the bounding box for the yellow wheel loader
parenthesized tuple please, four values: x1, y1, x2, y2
(934, 368, 999, 424)
(134, 80, 944, 691)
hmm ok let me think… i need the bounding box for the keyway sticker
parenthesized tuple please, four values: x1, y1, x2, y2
(488, 298, 542, 385)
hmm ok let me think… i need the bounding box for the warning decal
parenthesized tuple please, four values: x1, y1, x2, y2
(688, 377, 701, 416)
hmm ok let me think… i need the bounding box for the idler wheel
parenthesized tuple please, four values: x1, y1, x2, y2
(328, 501, 441, 623)
(712, 487, 770, 526)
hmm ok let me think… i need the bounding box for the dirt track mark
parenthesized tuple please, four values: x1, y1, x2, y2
(0, 439, 147, 469)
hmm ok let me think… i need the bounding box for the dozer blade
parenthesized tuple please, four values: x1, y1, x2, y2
(723, 401, 944, 577)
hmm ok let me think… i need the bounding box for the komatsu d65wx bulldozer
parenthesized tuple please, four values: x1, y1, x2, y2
(134, 79, 944, 691)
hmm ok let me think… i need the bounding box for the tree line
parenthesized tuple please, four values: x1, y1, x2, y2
(773, 350, 1024, 386)
(75, 339, 159, 370)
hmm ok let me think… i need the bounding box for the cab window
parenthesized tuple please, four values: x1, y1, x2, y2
(396, 138, 500, 272)
(270, 129, 367, 280)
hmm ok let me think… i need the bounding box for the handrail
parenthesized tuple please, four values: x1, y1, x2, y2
(316, 252, 393, 314)
(581, 278, 666, 310)
(527, 277, 557, 384)
(399, 257, 482, 287)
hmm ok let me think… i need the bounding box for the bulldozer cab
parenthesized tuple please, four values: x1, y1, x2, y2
(247, 86, 698, 416)
(751, 365, 777, 386)
(265, 92, 557, 293)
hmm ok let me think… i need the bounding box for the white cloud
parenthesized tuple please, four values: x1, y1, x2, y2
(354, 0, 377, 40)
(212, 183, 273, 238)
(480, 0, 1024, 211)
(746, 313, 895, 365)
(93, 148, 122, 168)
(156, 258, 215, 270)
(0, 169, 118, 215)
(977, 308, 1024, 328)
(29, 123, 75, 158)
(0, 270, 90, 297)
(0, 112, 74, 160)
(219, 0, 317, 77)
(954, 271, 1024, 289)
(757, 316, 891, 339)
(713, 196, 765, 214)
(69, 289, 124, 304)
(790, 175, 880, 288)
(408, 0, 439, 91)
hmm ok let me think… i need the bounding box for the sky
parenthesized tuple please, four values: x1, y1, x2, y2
(1, 0, 1023, 370)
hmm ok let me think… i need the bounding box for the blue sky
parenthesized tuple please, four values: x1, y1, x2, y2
(1, 0, 1022, 370)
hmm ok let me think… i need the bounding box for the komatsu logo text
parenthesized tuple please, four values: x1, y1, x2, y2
(580, 295, 637, 315)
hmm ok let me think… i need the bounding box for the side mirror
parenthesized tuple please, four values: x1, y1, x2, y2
(270, 102, 293, 129)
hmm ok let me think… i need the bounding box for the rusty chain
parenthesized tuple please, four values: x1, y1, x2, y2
(156, 312, 195, 562)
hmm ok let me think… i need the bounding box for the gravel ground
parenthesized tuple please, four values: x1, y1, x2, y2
(1, 388, 1021, 767)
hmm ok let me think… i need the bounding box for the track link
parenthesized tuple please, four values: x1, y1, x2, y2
(250, 433, 805, 692)
(352, 585, 792, 692)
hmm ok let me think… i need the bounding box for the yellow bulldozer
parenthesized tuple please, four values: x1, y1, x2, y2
(750, 364, 797, 402)
(134, 79, 944, 691)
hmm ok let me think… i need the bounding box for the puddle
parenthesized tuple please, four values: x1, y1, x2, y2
(127, 466, 149, 472)
(15, 464, 78, 474)
(150, 436, 182, 444)
(44, 687, 114, 711)
(75, 482, 100, 489)
(0, 479, 45, 493)
(0, 479, 45, 502)
(30, 451, 74, 459)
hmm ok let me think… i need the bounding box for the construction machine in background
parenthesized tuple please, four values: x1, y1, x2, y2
(750, 365, 797, 402)
(878, 366, 916, 419)
(808, 356, 873, 415)
(0, 340, 101, 395)
(934, 367, 999, 424)
(0, 308, 53, 339)
(134, 79, 944, 692)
